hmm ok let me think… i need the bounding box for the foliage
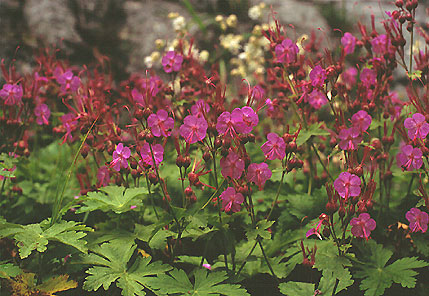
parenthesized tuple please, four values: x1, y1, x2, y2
(354, 240, 428, 296)
(82, 238, 172, 296)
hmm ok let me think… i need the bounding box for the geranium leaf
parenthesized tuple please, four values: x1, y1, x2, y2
(76, 186, 147, 214)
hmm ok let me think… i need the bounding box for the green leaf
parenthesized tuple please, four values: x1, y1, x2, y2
(245, 220, 274, 241)
(148, 268, 249, 295)
(296, 123, 329, 146)
(279, 281, 315, 296)
(82, 238, 172, 296)
(0, 262, 22, 278)
(77, 186, 147, 214)
(0, 219, 90, 259)
(313, 240, 353, 294)
(354, 240, 428, 296)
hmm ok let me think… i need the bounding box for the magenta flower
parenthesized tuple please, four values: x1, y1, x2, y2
(179, 115, 208, 144)
(34, 104, 51, 125)
(56, 70, 80, 93)
(404, 113, 429, 140)
(371, 34, 390, 55)
(162, 51, 183, 73)
(97, 166, 111, 187)
(60, 113, 78, 143)
(274, 39, 299, 64)
(309, 65, 327, 87)
(360, 68, 376, 88)
(261, 133, 286, 160)
(406, 208, 428, 233)
(338, 127, 362, 150)
(352, 110, 372, 132)
(341, 32, 357, 55)
(237, 107, 258, 134)
(131, 88, 145, 106)
(247, 162, 272, 190)
(110, 143, 131, 171)
(306, 89, 328, 109)
(334, 172, 361, 200)
(341, 67, 357, 87)
(0, 84, 23, 105)
(396, 145, 423, 171)
(141, 76, 161, 97)
(148, 109, 174, 137)
(140, 142, 164, 166)
(216, 111, 245, 137)
(220, 187, 244, 213)
(220, 150, 245, 179)
(350, 213, 376, 240)
(191, 100, 210, 118)
(251, 85, 265, 102)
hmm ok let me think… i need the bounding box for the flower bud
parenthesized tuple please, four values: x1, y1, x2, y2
(185, 186, 193, 197)
(326, 202, 338, 214)
(131, 169, 140, 179)
(395, 0, 403, 7)
(183, 156, 191, 169)
(148, 172, 158, 184)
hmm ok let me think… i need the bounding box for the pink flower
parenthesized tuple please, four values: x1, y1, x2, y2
(371, 34, 390, 55)
(334, 172, 361, 200)
(306, 89, 328, 109)
(131, 88, 145, 106)
(162, 51, 183, 73)
(34, 104, 51, 125)
(251, 85, 265, 102)
(191, 100, 210, 118)
(404, 113, 429, 140)
(60, 113, 78, 143)
(97, 166, 110, 187)
(140, 142, 164, 166)
(406, 208, 428, 233)
(341, 32, 357, 55)
(237, 107, 258, 134)
(247, 162, 272, 190)
(220, 187, 244, 213)
(360, 68, 376, 88)
(396, 145, 423, 171)
(216, 111, 245, 137)
(56, 70, 80, 93)
(179, 115, 208, 144)
(275, 39, 299, 64)
(350, 213, 376, 240)
(111, 143, 131, 171)
(338, 127, 362, 150)
(0, 84, 23, 105)
(148, 109, 174, 137)
(341, 67, 357, 87)
(352, 110, 372, 132)
(309, 65, 327, 87)
(220, 150, 245, 179)
(261, 133, 286, 160)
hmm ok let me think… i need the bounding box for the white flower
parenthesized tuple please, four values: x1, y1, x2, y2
(172, 16, 186, 32)
(248, 5, 261, 20)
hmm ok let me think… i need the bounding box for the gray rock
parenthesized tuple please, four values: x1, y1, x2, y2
(23, 0, 82, 47)
(120, 1, 190, 73)
(252, 0, 329, 36)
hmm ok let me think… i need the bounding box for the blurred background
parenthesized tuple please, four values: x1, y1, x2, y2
(1, 0, 428, 80)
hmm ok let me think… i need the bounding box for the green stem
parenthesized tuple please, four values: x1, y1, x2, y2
(236, 240, 258, 277)
(266, 170, 285, 221)
(145, 174, 159, 220)
(51, 115, 99, 225)
(258, 237, 277, 280)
